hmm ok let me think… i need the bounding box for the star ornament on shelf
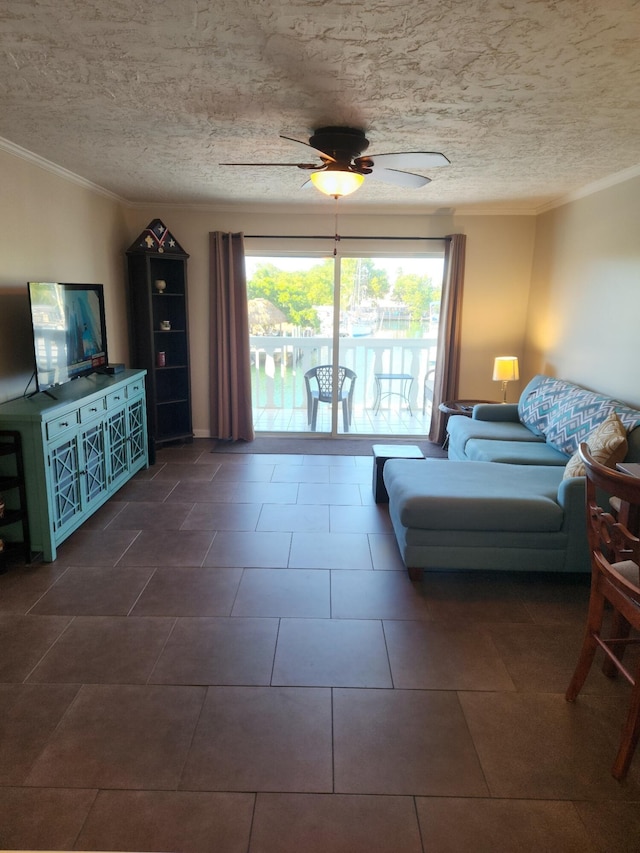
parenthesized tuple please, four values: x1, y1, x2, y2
(126, 219, 189, 257)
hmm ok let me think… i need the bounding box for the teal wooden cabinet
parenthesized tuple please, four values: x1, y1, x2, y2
(0, 370, 148, 562)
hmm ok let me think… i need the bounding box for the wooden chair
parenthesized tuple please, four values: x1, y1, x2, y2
(304, 365, 357, 432)
(565, 442, 640, 779)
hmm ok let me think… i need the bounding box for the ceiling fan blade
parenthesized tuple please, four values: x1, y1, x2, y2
(360, 152, 450, 169)
(369, 168, 432, 188)
(220, 162, 320, 170)
(280, 134, 336, 163)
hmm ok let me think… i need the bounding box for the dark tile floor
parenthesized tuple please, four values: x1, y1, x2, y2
(1, 439, 640, 852)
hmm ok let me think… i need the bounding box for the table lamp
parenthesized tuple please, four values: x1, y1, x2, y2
(492, 356, 519, 403)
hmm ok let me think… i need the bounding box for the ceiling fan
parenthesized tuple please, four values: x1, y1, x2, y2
(220, 126, 450, 197)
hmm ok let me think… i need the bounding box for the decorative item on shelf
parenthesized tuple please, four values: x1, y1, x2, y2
(492, 356, 519, 403)
(127, 219, 188, 256)
(154, 279, 167, 293)
(156, 351, 166, 367)
(160, 320, 171, 331)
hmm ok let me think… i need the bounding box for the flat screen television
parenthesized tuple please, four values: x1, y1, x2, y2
(27, 282, 109, 391)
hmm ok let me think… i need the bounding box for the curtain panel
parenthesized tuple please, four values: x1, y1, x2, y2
(209, 231, 255, 442)
(428, 233, 466, 445)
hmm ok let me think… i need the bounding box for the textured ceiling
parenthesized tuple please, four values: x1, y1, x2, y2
(2, 0, 640, 212)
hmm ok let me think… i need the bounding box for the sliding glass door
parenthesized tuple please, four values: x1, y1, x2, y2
(246, 255, 335, 433)
(245, 248, 444, 437)
(337, 255, 442, 435)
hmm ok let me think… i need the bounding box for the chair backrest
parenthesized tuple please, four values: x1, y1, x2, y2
(579, 442, 640, 521)
(578, 442, 640, 589)
(424, 368, 435, 403)
(304, 365, 356, 402)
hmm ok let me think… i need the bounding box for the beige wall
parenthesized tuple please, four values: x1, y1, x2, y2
(0, 148, 129, 403)
(526, 175, 640, 408)
(451, 215, 535, 401)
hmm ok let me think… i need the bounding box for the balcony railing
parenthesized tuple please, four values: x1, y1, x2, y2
(250, 333, 438, 435)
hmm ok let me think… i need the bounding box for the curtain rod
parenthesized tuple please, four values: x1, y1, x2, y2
(243, 234, 449, 241)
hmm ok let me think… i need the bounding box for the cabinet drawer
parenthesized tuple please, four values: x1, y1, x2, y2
(126, 378, 145, 398)
(46, 410, 80, 440)
(106, 389, 126, 410)
(80, 398, 107, 423)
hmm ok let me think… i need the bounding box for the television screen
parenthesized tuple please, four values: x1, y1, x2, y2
(27, 282, 108, 391)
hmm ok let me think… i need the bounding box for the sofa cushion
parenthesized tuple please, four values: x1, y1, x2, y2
(472, 403, 520, 422)
(563, 411, 628, 479)
(544, 385, 640, 456)
(465, 438, 569, 466)
(384, 459, 564, 532)
(447, 415, 543, 447)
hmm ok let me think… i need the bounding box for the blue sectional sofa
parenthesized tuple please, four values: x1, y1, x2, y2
(383, 375, 640, 581)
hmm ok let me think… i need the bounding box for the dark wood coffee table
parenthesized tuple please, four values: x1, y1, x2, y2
(372, 444, 424, 503)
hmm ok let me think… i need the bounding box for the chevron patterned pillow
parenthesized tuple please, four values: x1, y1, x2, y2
(518, 376, 567, 436)
(545, 386, 640, 456)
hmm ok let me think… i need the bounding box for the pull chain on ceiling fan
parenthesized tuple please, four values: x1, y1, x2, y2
(220, 126, 450, 198)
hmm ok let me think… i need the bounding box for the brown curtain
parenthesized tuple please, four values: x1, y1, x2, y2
(209, 231, 255, 441)
(428, 233, 466, 444)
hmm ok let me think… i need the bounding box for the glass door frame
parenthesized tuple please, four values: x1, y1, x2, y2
(244, 237, 446, 438)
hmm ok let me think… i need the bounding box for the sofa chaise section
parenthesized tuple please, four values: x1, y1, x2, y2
(384, 459, 586, 580)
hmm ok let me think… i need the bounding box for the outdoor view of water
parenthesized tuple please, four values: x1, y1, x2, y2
(251, 319, 438, 413)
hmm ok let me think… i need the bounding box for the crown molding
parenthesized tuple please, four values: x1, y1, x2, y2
(0, 135, 125, 203)
(535, 163, 640, 214)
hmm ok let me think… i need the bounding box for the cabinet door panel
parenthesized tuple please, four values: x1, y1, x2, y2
(49, 437, 81, 533)
(107, 407, 128, 486)
(81, 422, 107, 505)
(128, 397, 147, 466)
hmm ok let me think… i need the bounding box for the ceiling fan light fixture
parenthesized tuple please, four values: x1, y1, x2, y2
(310, 169, 364, 198)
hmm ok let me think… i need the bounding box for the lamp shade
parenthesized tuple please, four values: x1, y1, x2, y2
(492, 356, 519, 382)
(310, 168, 364, 198)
